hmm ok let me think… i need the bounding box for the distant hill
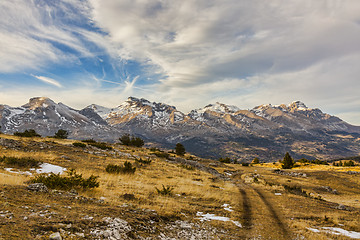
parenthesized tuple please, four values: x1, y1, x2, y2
(1, 97, 360, 161)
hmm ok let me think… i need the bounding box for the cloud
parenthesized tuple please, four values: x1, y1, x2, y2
(1, 0, 360, 125)
(32, 75, 63, 88)
(0, 0, 110, 72)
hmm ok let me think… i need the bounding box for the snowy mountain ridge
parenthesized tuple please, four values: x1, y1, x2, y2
(1, 97, 359, 161)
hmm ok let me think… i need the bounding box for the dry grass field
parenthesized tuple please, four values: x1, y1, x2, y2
(0, 133, 360, 239)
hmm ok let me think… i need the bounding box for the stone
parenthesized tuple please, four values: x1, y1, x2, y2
(337, 204, 346, 210)
(49, 232, 62, 240)
(27, 183, 48, 193)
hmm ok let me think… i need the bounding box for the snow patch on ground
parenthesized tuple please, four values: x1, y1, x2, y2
(196, 212, 242, 228)
(36, 163, 67, 174)
(4, 168, 32, 175)
(4, 163, 66, 175)
(222, 204, 234, 212)
(307, 227, 360, 239)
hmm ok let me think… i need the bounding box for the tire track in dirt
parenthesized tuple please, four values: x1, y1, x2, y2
(252, 187, 290, 238)
(237, 182, 291, 239)
(238, 187, 252, 229)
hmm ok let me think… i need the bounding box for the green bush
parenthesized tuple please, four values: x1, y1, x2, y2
(155, 185, 174, 196)
(153, 151, 170, 159)
(30, 169, 99, 190)
(135, 157, 152, 165)
(72, 142, 86, 148)
(106, 161, 136, 174)
(119, 134, 144, 147)
(0, 156, 40, 168)
(241, 162, 250, 167)
(344, 160, 355, 167)
(88, 142, 113, 150)
(219, 157, 231, 163)
(81, 139, 97, 143)
(14, 129, 41, 137)
(149, 147, 160, 152)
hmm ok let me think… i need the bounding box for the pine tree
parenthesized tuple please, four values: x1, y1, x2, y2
(282, 152, 294, 169)
(54, 129, 68, 139)
(175, 143, 186, 156)
(252, 157, 260, 164)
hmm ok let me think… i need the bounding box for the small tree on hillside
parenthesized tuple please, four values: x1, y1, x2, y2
(54, 129, 68, 139)
(175, 143, 186, 156)
(252, 157, 260, 164)
(282, 152, 294, 169)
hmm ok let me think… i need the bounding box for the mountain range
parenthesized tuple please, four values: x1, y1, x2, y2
(1, 97, 359, 161)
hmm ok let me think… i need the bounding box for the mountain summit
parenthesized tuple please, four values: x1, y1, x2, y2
(1, 97, 359, 161)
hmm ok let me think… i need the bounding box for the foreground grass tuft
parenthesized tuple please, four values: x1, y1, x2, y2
(0, 156, 40, 168)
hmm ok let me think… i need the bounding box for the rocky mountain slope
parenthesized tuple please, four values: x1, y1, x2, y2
(1, 97, 359, 161)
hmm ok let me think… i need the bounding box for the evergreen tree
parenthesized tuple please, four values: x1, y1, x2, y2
(175, 143, 186, 156)
(282, 152, 294, 169)
(54, 129, 68, 139)
(252, 157, 260, 164)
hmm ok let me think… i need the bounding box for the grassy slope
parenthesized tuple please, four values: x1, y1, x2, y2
(0, 133, 360, 239)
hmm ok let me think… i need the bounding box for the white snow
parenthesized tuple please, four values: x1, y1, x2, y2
(196, 212, 242, 228)
(4, 163, 66, 175)
(222, 204, 234, 212)
(4, 168, 32, 175)
(88, 104, 113, 119)
(36, 163, 67, 174)
(307, 227, 360, 239)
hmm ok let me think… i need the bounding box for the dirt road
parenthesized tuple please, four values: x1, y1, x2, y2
(236, 182, 292, 239)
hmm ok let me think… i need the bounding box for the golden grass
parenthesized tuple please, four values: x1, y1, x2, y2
(0, 171, 27, 185)
(1, 135, 239, 218)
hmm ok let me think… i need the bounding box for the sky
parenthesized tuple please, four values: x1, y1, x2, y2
(0, 0, 360, 125)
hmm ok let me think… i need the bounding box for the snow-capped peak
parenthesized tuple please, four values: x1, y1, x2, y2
(201, 102, 240, 114)
(289, 101, 308, 111)
(22, 97, 56, 110)
(86, 104, 112, 119)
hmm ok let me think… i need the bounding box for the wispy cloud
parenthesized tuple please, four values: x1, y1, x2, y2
(0, 0, 360, 125)
(32, 75, 62, 88)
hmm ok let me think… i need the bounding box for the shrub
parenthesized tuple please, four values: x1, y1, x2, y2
(283, 184, 307, 197)
(119, 134, 144, 147)
(155, 185, 174, 196)
(106, 161, 136, 174)
(135, 157, 152, 165)
(153, 151, 170, 159)
(81, 139, 97, 143)
(72, 142, 86, 148)
(0, 156, 40, 168)
(53, 129, 68, 139)
(88, 142, 113, 150)
(29, 169, 99, 190)
(242, 162, 250, 167)
(14, 129, 41, 137)
(219, 157, 231, 163)
(175, 143, 186, 156)
(344, 160, 355, 167)
(149, 147, 160, 152)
